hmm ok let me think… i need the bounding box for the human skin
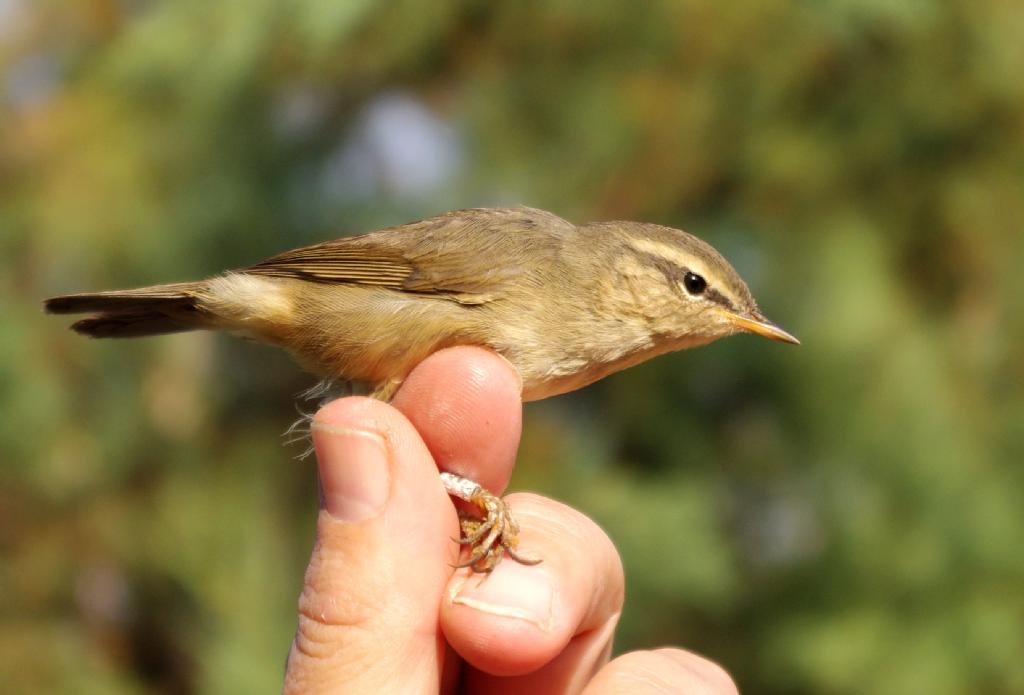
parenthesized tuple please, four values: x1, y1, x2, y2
(283, 346, 739, 694)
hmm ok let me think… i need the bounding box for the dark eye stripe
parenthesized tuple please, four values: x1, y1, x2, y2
(626, 246, 736, 311)
(703, 287, 732, 309)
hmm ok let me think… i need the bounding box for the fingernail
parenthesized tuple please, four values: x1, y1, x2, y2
(449, 561, 555, 631)
(312, 422, 390, 523)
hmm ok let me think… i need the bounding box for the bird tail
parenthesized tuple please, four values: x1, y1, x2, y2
(44, 281, 212, 338)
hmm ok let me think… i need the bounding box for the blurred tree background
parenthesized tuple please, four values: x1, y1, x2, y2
(2, 1, 1023, 693)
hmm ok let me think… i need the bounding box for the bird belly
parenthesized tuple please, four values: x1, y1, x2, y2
(279, 284, 487, 390)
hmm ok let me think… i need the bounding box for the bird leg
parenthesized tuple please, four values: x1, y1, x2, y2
(440, 471, 541, 573)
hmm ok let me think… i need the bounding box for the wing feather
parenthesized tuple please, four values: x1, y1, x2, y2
(244, 207, 571, 304)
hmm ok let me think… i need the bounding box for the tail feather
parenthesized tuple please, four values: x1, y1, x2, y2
(71, 312, 199, 338)
(44, 282, 204, 315)
(45, 281, 209, 338)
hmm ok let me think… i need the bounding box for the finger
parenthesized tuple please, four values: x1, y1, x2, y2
(284, 396, 458, 694)
(441, 493, 625, 692)
(582, 649, 739, 695)
(391, 346, 523, 494)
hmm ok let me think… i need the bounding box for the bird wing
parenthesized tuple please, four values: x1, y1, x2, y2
(244, 207, 570, 305)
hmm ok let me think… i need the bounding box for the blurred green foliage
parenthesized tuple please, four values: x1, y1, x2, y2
(3, 1, 1023, 693)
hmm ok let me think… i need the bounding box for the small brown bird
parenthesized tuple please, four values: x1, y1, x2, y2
(45, 207, 798, 572)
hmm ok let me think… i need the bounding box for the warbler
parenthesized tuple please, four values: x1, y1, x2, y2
(46, 206, 798, 572)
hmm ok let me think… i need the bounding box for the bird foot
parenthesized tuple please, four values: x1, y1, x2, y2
(440, 472, 541, 573)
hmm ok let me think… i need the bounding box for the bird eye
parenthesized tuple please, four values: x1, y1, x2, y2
(682, 271, 707, 295)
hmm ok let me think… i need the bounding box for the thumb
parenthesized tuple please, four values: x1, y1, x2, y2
(284, 396, 458, 694)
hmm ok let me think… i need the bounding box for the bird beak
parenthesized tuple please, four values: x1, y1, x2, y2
(717, 309, 800, 345)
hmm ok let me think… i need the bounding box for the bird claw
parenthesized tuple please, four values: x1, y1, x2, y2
(452, 489, 541, 573)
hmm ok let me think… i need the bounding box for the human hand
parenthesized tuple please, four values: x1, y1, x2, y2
(283, 346, 738, 694)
